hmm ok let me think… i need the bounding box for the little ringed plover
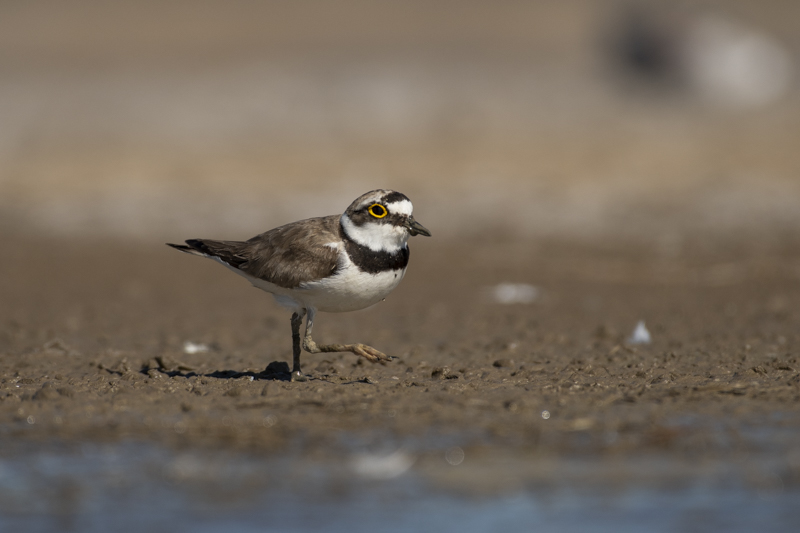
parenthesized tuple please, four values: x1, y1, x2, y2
(167, 189, 430, 380)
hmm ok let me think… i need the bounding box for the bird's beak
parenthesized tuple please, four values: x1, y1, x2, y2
(405, 216, 431, 237)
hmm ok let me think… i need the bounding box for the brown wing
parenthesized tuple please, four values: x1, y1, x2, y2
(169, 215, 342, 289)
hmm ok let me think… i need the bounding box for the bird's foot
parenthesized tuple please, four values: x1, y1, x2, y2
(302, 337, 319, 354)
(290, 370, 310, 382)
(303, 335, 394, 365)
(350, 343, 393, 364)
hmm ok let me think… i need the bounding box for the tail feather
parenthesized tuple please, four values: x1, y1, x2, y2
(166, 239, 247, 268)
(166, 242, 205, 256)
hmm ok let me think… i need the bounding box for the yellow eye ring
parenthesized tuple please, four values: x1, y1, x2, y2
(368, 204, 387, 218)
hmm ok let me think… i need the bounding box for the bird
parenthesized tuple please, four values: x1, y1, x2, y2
(167, 189, 431, 380)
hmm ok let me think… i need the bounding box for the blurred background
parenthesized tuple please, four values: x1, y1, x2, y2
(3, 2, 800, 531)
(1, 0, 798, 247)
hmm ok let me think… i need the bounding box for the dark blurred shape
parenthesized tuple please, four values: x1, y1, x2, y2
(615, 7, 679, 83)
(608, 3, 794, 107)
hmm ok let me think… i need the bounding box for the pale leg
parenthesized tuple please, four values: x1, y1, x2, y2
(302, 308, 392, 363)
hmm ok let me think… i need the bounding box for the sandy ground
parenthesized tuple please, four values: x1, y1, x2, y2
(2, 231, 799, 485)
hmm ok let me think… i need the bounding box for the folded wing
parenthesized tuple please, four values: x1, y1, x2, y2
(167, 215, 342, 289)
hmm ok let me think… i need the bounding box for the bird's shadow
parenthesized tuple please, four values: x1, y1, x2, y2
(138, 361, 375, 385)
(212, 361, 294, 381)
(141, 361, 294, 381)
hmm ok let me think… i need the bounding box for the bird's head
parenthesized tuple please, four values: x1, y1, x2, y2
(341, 190, 431, 252)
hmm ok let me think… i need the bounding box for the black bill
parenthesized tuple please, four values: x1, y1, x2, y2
(405, 216, 431, 237)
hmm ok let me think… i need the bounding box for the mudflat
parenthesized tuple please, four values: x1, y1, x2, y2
(2, 232, 799, 475)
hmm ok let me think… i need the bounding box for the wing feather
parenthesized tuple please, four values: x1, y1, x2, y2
(170, 215, 342, 289)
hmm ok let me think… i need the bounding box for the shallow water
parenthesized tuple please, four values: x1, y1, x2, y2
(2, 418, 798, 533)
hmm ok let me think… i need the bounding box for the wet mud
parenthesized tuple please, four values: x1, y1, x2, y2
(1, 232, 799, 475)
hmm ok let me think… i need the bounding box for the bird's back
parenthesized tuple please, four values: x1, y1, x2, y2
(167, 215, 342, 289)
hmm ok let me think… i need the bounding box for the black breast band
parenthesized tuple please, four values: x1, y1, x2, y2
(343, 239, 410, 274)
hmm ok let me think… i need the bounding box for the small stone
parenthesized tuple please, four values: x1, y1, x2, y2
(431, 367, 451, 379)
(627, 320, 651, 345)
(493, 359, 514, 368)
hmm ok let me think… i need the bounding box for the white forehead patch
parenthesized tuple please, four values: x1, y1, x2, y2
(386, 199, 413, 216)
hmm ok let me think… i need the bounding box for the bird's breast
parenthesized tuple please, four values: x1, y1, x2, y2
(297, 254, 407, 313)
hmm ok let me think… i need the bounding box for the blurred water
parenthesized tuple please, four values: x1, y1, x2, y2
(2, 416, 799, 533)
(1, 445, 797, 533)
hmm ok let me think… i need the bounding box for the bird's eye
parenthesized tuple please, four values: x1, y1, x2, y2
(368, 204, 387, 218)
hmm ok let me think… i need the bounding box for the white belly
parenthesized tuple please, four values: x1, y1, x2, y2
(218, 254, 406, 313)
(294, 261, 406, 312)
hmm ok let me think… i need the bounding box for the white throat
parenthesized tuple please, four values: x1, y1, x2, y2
(341, 214, 409, 253)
